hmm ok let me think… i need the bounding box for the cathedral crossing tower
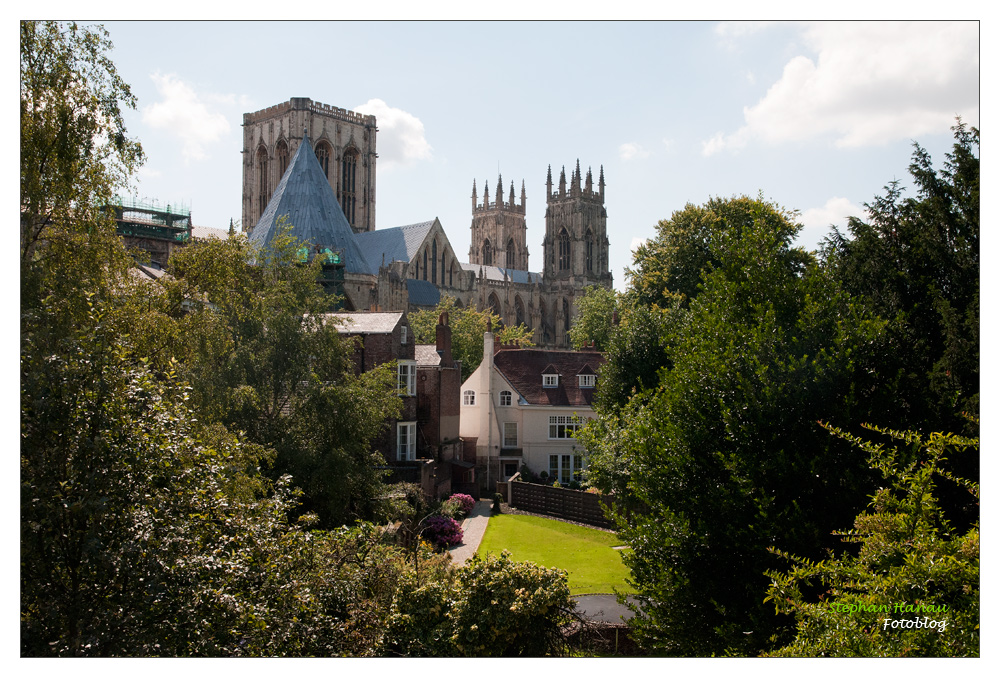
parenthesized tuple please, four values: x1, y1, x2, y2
(469, 175, 529, 270)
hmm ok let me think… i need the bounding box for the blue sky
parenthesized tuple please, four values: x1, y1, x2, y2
(98, 19, 980, 291)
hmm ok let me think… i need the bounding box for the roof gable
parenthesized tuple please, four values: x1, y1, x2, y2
(354, 220, 438, 274)
(325, 311, 405, 334)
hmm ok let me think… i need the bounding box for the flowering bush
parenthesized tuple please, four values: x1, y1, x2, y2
(421, 516, 463, 549)
(447, 493, 476, 516)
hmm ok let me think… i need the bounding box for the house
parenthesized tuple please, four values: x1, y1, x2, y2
(325, 311, 417, 467)
(459, 329, 605, 492)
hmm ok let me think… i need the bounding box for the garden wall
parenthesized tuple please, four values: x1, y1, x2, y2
(508, 481, 617, 529)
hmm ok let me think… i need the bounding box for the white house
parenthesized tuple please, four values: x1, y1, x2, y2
(459, 330, 605, 491)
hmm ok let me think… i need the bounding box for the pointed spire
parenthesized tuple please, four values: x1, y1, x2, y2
(472, 178, 478, 210)
(574, 159, 582, 194)
(585, 166, 593, 192)
(559, 165, 566, 195)
(483, 179, 490, 205)
(509, 180, 515, 207)
(521, 179, 527, 204)
(496, 174, 503, 207)
(599, 165, 605, 201)
(228, 217, 235, 237)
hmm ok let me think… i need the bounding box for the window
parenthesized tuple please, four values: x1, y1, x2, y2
(503, 422, 518, 448)
(256, 146, 269, 222)
(341, 150, 358, 228)
(558, 228, 570, 271)
(432, 240, 438, 284)
(506, 238, 516, 268)
(397, 422, 416, 461)
(482, 239, 492, 266)
(542, 374, 558, 388)
(499, 390, 512, 406)
(578, 374, 596, 388)
(398, 361, 416, 396)
(549, 415, 587, 439)
(276, 140, 289, 178)
(585, 228, 594, 272)
(549, 453, 586, 484)
(315, 142, 331, 178)
(400, 326, 408, 344)
(463, 389, 476, 406)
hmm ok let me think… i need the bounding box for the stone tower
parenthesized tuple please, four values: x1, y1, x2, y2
(242, 97, 377, 235)
(468, 175, 529, 270)
(541, 160, 612, 346)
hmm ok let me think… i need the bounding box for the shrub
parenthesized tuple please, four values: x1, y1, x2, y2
(492, 492, 503, 514)
(448, 493, 476, 516)
(422, 516, 463, 549)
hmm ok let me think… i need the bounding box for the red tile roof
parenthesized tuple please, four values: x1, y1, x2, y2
(493, 348, 605, 407)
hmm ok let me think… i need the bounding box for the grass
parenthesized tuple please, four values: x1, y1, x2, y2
(477, 514, 635, 596)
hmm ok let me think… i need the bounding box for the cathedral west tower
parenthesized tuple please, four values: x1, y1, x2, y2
(468, 175, 529, 270)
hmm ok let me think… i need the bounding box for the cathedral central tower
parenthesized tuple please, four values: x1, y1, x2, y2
(469, 175, 528, 270)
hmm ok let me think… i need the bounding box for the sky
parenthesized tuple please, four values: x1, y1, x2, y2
(88, 19, 980, 292)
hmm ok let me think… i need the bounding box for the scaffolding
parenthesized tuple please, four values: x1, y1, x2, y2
(110, 196, 192, 242)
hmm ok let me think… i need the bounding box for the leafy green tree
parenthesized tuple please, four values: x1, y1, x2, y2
(823, 121, 979, 433)
(765, 424, 979, 657)
(408, 295, 534, 381)
(568, 284, 618, 351)
(579, 195, 891, 656)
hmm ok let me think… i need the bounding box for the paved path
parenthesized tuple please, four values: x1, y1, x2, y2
(571, 594, 636, 623)
(447, 499, 493, 565)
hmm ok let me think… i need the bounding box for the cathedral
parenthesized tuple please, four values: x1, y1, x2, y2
(242, 97, 612, 348)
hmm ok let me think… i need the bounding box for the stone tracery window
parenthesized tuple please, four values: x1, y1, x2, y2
(506, 238, 516, 268)
(340, 149, 358, 228)
(432, 240, 438, 284)
(256, 145, 269, 222)
(482, 239, 493, 266)
(558, 228, 570, 271)
(585, 228, 594, 272)
(315, 142, 331, 178)
(276, 139, 289, 178)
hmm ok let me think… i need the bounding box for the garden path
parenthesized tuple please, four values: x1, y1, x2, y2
(447, 499, 492, 566)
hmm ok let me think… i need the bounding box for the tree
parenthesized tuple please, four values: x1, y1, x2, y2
(408, 296, 534, 382)
(579, 195, 891, 656)
(568, 285, 618, 351)
(765, 423, 979, 657)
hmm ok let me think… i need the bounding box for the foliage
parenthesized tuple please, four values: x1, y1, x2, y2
(579, 195, 892, 655)
(409, 295, 534, 381)
(823, 121, 979, 435)
(421, 516, 464, 549)
(764, 424, 979, 657)
(449, 552, 576, 656)
(447, 493, 476, 516)
(568, 284, 619, 350)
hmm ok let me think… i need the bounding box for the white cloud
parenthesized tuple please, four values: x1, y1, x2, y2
(619, 142, 650, 161)
(796, 196, 865, 250)
(142, 73, 230, 162)
(705, 21, 979, 154)
(353, 99, 432, 169)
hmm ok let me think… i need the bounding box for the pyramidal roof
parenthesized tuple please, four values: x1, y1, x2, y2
(249, 131, 372, 275)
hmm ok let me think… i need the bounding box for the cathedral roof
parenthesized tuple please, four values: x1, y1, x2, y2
(249, 132, 372, 275)
(406, 278, 441, 307)
(354, 220, 437, 274)
(460, 262, 542, 284)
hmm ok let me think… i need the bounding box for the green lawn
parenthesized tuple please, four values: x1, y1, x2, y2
(477, 514, 635, 596)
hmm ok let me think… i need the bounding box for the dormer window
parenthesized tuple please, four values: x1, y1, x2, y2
(578, 374, 596, 388)
(542, 374, 558, 388)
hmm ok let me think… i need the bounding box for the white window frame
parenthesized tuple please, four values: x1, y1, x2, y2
(499, 390, 512, 406)
(548, 415, 588, 439)
(398, 361, 416, 396)
(542, 374, 558, 388)
(578, 374, 596, 388)
(502, 422, 518, 448)
(397, 421, 416, 461)
(463, 389, 476, 406)
(548, 453, 586, 484)
(400, 325, 408, 344)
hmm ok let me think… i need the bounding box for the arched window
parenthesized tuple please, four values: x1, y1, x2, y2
(449, 263, 454, 287)
(585, 228, 594, 272)
(499, 390, 512, 407)
(341, 149, 358, 228)
(256, 145, 269, 222)
(432, 240, 438, 284)
(463, 389, 476, 406)
(315, 142, 331, 179)
(563, 298, 571, 333)
(558, 228, 570, 271)
(515, 296, 526, 328)
(539, 298, 550, 344)
(506, 238, 516, 268)
(423, 248, 428, 281)
(488, 293, 502, 321)
(276, 139, 289, 178)
(482, 239, 493, 266)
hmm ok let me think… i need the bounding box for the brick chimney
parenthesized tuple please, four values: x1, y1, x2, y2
(436, 312, 453, 364)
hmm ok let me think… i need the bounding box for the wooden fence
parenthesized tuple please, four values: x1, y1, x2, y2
(508, 481, 617, 529)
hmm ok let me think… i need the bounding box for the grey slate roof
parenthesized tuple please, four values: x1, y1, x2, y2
(354, 220, 436, 275)
(406, 279, 441, 307)
(325, 311, 404, 334)
(415, 344, 442, 366)
(460, 262, 542, 284)
(249, 131, 372, 275)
